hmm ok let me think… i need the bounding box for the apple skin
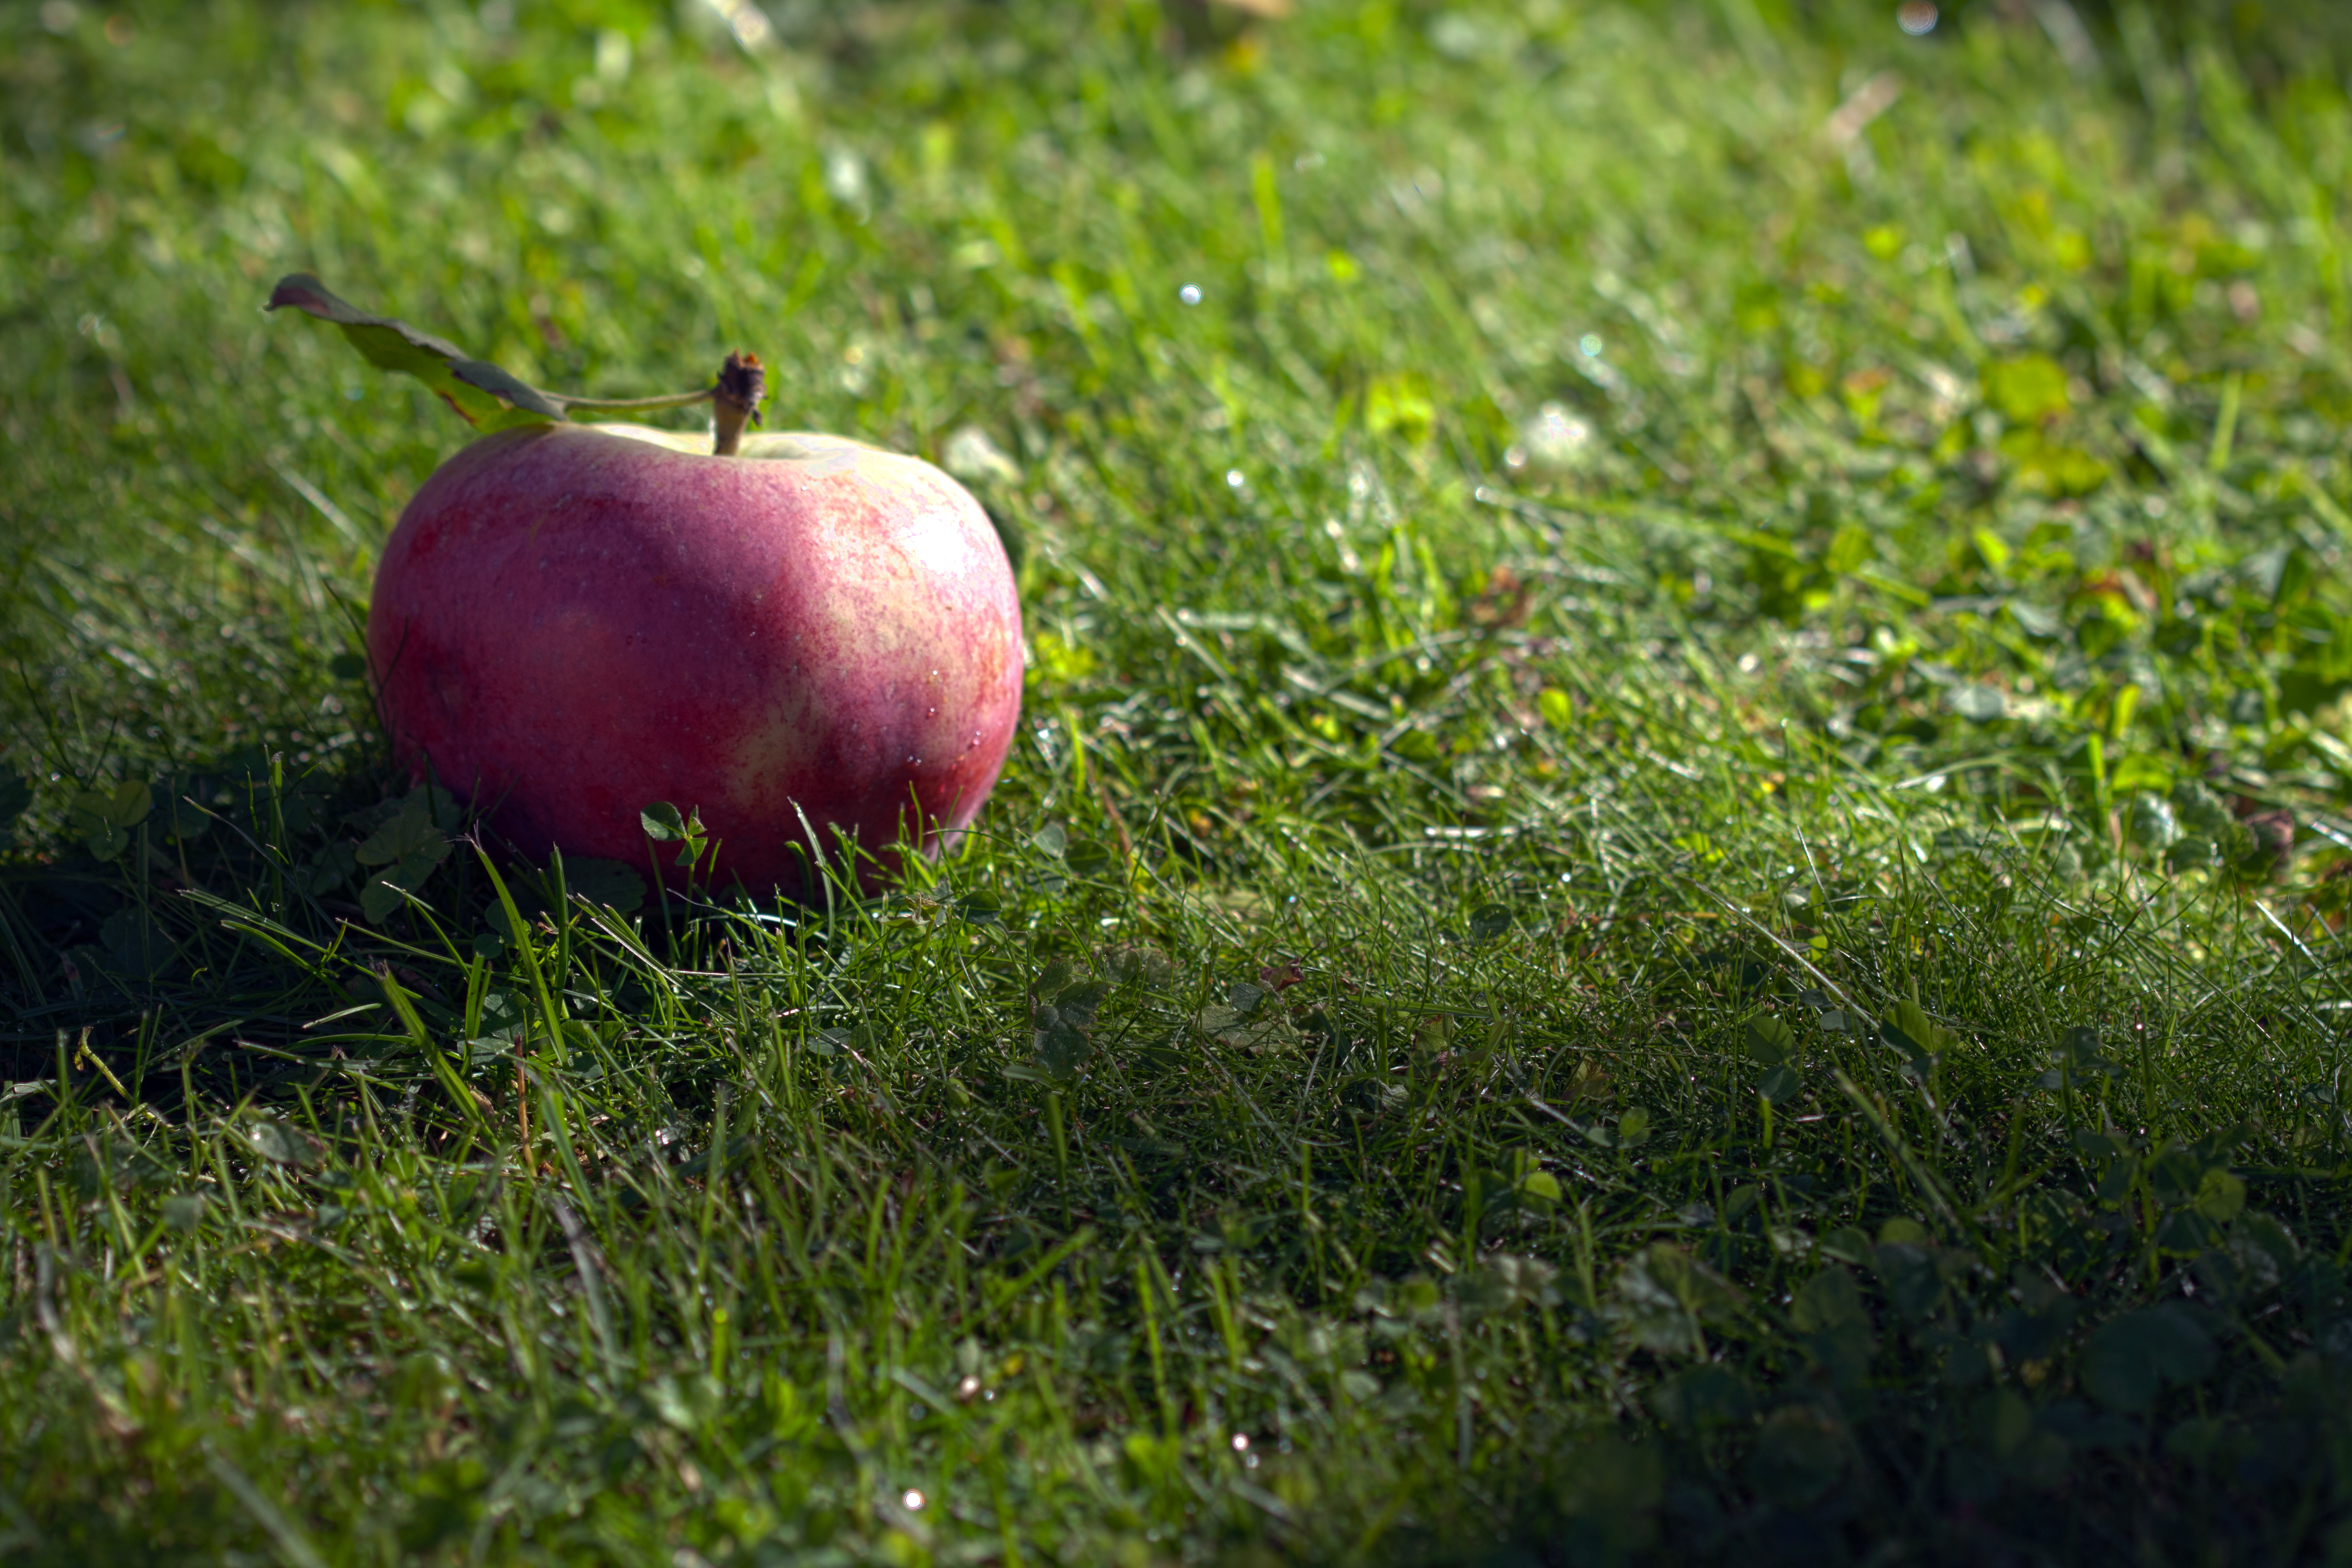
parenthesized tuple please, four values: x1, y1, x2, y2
(366, 421, 1023, 897)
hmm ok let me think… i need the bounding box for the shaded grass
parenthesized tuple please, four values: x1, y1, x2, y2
(7, 0, 2352, 1563)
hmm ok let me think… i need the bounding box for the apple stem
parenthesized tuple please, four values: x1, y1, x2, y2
(711, 351, 767, 457)
(558, 387, 721, 413)
(520, 352, 765, 449)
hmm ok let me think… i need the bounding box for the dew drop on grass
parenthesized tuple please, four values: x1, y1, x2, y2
(1513, 402, 1594, 472)
(1179, 283, 1202, 305)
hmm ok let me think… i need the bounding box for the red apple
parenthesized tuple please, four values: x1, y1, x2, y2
(366, 421, 1023, 897)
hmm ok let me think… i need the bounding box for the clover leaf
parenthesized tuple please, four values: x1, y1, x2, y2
(356, 793, 454, 922)
(2081, 1304, 2215, 1413)
(640, 801, 708, 868)
(68, 779, 153, 861)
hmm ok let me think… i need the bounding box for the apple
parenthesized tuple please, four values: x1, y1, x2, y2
(366, 419, 1024, 898)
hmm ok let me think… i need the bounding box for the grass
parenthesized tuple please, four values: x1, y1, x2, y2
(8, 0, 2352, 1561)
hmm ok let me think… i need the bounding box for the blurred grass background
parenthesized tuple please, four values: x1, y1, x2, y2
(9, 0, 2352, 1564)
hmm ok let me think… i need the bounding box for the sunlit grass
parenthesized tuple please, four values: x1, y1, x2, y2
(6, 1, 2352, 1562)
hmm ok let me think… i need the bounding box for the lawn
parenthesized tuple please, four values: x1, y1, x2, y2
(6, 0, 2352, 1561)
